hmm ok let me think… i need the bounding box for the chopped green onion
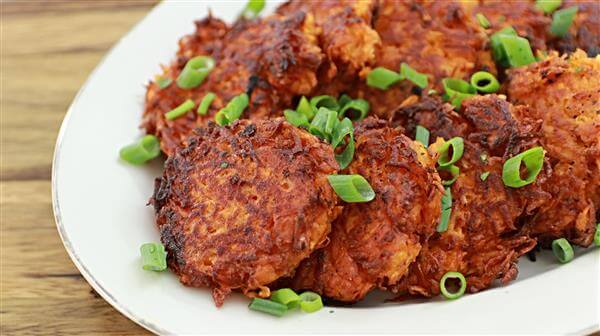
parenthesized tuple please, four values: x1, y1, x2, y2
(498, 35, 536, 68)
(440, 271, 467, 300)
(328, 174, 375, 203)
(297, 96, 315, 121)
(309, 107, 336, 142)
(241, 0, 265, 19)
(325, 108, 338, 136)
(415, 125, 430, 147)
(442, 78, 477, 109)
(338, 94, 352, 108)
(165, 99, 195, 121)
(490, 27, 518, 68)
(248, 298, 287, 317)
(437, 187, 453, 233)
(299, 291, 323, 313)
(550, 6, 578, 37)
(284, 109, 310, 128)
(470, 71, 500, 93)
(476, 13, 491, 29)
(480, 171, 490, 181)
(215, 93, 249, 126)
(332, 118, 355, 169)
(594, 223, 600, 247)
(271, 288, 301, 309)
(156, 77, 172, 89)
(310, 95, 339, 113)
(197, 92, 216, 115)
(176, 56, 215, 89)
(366, 67, 403, 90)
(400, 63, 428, 89)
(439, 165, 460, 186)
(551, 238, 574, 263)
(338, 98, 369, 121)
(120, 135, 161, 165)
(437, 137, 464, 167)
(502, 146, 545, 188)
(140, 243, 167, 271)
(536, 0, 562, 14)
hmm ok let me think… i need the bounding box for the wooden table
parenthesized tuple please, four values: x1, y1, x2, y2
(1, 2, 158, 334)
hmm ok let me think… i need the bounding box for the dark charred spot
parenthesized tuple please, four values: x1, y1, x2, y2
(160, 224, 186, 266)
(241, 124, 257, 137)
(153, 176, 172, 212)
(246, 75, 260, 96)
(230, 174, 241, 185)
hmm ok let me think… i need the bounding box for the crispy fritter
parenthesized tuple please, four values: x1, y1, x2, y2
(143, 13, 324, 155)
(152, 119, 341, 306)
(289, 118, 443, 302)
(349, 0, 493, 119)
(507, 50, 600, 246)
(392, 95, 549, 297)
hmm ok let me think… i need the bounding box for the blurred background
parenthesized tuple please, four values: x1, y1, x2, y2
(1, 1, 158, 334)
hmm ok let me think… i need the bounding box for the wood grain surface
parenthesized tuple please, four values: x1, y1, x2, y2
(1, 1, 157, 334)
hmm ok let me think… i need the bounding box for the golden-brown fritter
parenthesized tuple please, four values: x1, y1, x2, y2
(289, 118, 443, 302)
(152, 119, 341, 306)
(507, 50, 600, 246)
(143, 13, 324, 155)
(392, 95, 549, 297)
(350, 0, 493, 119)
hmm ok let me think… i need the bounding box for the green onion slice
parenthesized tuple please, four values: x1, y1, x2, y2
(197, 92, 216, 115)
(176, 56, 215, 89)
(442, 78, 477, 110)
(140, 243, 167, 271)
(248, 298, 287, 317)
(498, 35, 536, 68)
(338, 98, 369, 121)
(241, 0, 266, 19)
(490, 26, 518, 67)
(338, 94, 352, 108)
(470, 71, 500, 93)
(332, 118, 355, 169)
(437, 187, 453, 233)
(270, 288, 301, 309)
(165, 99, 195, 121)
(215, 93, 249, 126)
(437, 137, 464, 167)
(476, 13, 491, 29)
(439, 165, 460, 186)
(480, 171, 490, 181)
(328, 174, 375, 203)
(536, 0, 562, 14)
(299, 292, 324, 313)
(284, 109, 310, 128)
(502, 146, 545, 188)
(440, 271, 467, 300)
(400, 63, 428, 89)
(441, 186, 452, 210)
(297, 96, 315, 121)
(120, 135, 161, 165)
(310, 95, 340, 113)
(594, 223, 600, 247)
(552, 238, 574, 263)
(309, 107, 336, 142)
(550, 6, 578, 37)
(366, 67, 403, 90)
(156, 77, 172, 89)
(415, 125, 430, 147)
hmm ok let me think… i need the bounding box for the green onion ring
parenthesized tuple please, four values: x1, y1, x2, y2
(415, 125, 430, 147)
(297, 96, 315, 121)
(310, 95, 340, 113)
(176, 56, 215, 89)
(284, 109, 310, 128)
(328, 174, 375, 203)
(437, 187, 453, 233)
(270, 288, 301, 309)
(215, 93, 249, 126)
(309, 107, 335, 142)
(366, 67, 403, 90)
(248, 298, 288, 317)
(550, 6, 578, 37)
(119, 135, 161, 165)
(332, 118, 355, 169)
(490, 26, 518, 67)
(299, 292, 324, 313)
(502, 146, 545, 188)
(197, 92, 216, 116)
(440, 271, 467, 300)
(437, 137, 465, 167)
(442, 78, 477, 110)
(536, 0, 562, 14)
(551, 238, 574, 263)
(165, 99, 195, 121)
(439, 165, 460, 186)
(338, 94, 352, 108)
(338, 98, 370, 121)
(470, 71, 500, 93)
(140, 243, 167, 271)
(400, 63, 428, 89)
(497, 35, 536, 68)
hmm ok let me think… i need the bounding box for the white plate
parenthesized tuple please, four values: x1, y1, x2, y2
(53, 1, 600, 334)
